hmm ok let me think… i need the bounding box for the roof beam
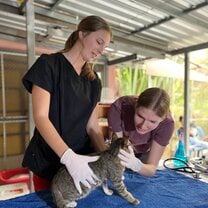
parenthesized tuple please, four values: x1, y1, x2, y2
(51, 0, 66, 11)
(110, 37, 166, 59)
(131, 0, 208, 34)
(168, 42, 208, 55)
(107, 54, 137, 65)
(34, 6, 78, 25)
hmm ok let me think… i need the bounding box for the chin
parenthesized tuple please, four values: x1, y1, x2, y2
(83, 57, 89, 62)
(136, 129, 147, 135)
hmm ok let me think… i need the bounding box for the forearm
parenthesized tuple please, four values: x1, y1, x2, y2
(87, 105, 107, 152)
(87, 127, 107, 152)
(34, 115, 68, 158)
(32, 85, 69, 158)
(138, 141, 165, 176)
(138, 163, 157, 177)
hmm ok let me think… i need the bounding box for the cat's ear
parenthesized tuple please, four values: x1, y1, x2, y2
(111, 133, 118, 142)
(122, 136, 131, 150)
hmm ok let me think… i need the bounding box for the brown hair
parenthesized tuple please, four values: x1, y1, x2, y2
(136, 87, 170, 118)
(60, 15, 111, 80)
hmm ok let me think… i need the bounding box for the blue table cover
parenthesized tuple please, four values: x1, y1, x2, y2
(0, 169, 207, 208)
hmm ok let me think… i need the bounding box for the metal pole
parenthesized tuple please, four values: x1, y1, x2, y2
(184, 52, 190, 158)
(26, 0, 35, 192)
(1, 53, 7, 168)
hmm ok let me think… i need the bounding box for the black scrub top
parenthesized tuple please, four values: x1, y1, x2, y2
(22, 53, 101, 179)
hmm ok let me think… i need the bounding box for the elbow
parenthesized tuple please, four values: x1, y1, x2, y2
(143, 169, 156, 177)
(87, 124, 102, 136)
(147, 169, 156, 177)
(33, 114, 49, 128)
(140, 164, 157, 177)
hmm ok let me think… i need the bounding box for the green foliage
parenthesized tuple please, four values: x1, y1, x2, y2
(116, 64, 148, 96)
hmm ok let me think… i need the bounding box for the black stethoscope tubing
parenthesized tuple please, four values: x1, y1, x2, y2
(163, 157, 200, 178)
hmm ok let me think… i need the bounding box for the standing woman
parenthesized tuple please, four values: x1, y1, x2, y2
(22, 16, 111, 193)
(108, 87, 174, 176)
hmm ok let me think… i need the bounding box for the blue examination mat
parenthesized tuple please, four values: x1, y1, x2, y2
(0, 169, 207, 208)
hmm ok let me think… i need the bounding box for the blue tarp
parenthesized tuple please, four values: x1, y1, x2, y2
(0, 169, 207, 208)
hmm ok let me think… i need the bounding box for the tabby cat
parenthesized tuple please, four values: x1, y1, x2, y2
(51, 134, 140, 208)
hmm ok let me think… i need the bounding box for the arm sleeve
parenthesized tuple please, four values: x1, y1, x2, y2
(22, 54, 54, 94)
(107, 98, 123, 132)
(153, 117, 175, 146)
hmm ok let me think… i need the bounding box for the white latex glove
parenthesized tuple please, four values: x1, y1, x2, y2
(60, 149, 99, 194)
(118, 146, 142, 172)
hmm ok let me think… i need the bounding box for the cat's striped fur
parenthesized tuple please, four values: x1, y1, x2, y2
(51, 134, 140, 208)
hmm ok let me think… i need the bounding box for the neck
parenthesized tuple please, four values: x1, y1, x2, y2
(63, 43, 85, 75)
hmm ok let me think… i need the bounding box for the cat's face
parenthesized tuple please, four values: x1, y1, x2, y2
(121, 137, 131, 152)
(111, 133, 132, 152)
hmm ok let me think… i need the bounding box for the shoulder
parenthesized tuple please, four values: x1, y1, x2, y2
(37, 53, 57, 61)
(32, 53, 64, 76)
(38, 52, 63, 65)
(22, 53, 62, 93)
(155, 113, 175, 137)
(160, 113, 175, 128)
(152, 114, 175, 146)
(153, 112, 175, 135)
(29, 53, 63, 72)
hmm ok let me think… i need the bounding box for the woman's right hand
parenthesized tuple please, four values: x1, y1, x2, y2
(60, 149, 99, 194)
(118, 146, 143, 172)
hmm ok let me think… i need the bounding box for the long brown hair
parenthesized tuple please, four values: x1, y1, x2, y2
(60, 15, 111, 80)
(136, 87, 170, 118)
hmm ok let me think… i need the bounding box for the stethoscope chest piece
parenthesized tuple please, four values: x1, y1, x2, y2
(192, 170, 201, 179)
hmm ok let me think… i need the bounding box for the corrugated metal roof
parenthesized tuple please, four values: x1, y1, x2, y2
(0, 0, 208, 61)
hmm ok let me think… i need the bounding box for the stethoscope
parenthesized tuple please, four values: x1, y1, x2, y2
(163, 157, 201, 179)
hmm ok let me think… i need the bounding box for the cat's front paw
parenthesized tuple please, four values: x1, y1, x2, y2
(103, 187, 113, 196)
(65, 201, 77, 208)
(102, 179, 114, 196)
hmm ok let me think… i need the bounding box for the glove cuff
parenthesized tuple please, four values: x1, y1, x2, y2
(133, 158, 143, 172)
(60, 148, 73, 164)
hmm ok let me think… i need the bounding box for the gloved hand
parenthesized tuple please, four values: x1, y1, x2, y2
(118, 146, 143, 172)
(60, 149, 99, 194)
